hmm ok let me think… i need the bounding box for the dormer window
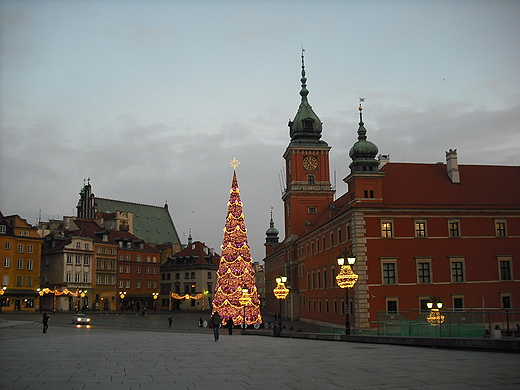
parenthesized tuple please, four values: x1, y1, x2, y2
(126, 242, 131, 249)
(302, 118, 314, 129)
(102, 234, 108, 242)
(118, 241, 123, 248)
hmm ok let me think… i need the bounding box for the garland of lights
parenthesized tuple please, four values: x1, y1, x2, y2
(170, 293, 204, 300)
(212, 169, 262, 326)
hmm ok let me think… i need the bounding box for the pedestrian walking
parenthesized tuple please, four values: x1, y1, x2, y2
(168, 317, 173, 327)
(226, 319, 234, 335)
(210, 311, 222, 341)
(42, 313, 50, 333)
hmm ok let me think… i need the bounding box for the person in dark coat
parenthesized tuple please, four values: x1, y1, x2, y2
(210, 311, 222, 341)
(42, 313, 50, 333)
(226, 319, 234, 335)
(168, 317, 173, 327)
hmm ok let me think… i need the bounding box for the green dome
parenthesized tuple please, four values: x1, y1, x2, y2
(349, 108, 379, 173)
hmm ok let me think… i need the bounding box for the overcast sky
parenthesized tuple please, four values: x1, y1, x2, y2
(1, 0, 519, 262)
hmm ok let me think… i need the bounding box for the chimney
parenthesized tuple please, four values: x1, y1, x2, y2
(445, 149, 460, 184)
(378, 154, 390, 169)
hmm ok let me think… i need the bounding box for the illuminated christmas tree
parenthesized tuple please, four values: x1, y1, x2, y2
(212, 158, 262, 326)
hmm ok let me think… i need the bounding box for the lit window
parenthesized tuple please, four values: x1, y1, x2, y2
(415, 221, 427, 238)
(381, 221, 393, 238)
(495, 220, 507, 237)
(448, 220, 460, 237)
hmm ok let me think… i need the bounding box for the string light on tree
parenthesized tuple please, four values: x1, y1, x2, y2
(212, 159, 262, 327)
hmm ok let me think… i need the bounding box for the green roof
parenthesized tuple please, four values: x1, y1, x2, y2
(94, 198, 181, 246)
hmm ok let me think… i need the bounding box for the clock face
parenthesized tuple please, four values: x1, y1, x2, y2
(303, 156, 318, 171)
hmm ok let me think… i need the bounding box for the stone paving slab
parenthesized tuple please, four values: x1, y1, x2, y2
(1, 324, 520, 390)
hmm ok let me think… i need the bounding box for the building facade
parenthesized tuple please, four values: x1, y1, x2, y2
(263, 58, 520, 332)
(160, 238, 219, 311)
(0, 213, 42, 312)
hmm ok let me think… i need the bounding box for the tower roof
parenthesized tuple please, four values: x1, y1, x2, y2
(349, 103, 379, 173)
(288, 50, 327, 146)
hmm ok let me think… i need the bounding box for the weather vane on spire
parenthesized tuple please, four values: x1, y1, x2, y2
(229, 157, 240, 170)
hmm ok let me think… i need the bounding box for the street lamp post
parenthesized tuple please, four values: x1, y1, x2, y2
(239, 286, 251, 333)
(119, 291, 126, 312)
(426, 296, 445, 330)
(273, 276, 289, 331)
(152, 292, 159, 312)
(336, 252, 359, 337)
(0, 286, 6, 313)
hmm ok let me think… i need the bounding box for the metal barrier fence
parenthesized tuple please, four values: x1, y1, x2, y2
(372, 309, 520, 338)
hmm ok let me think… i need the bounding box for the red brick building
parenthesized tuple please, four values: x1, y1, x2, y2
(263, 58, 520, 333)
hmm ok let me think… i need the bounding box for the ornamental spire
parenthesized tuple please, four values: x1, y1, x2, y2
(300, 46, 309, 100)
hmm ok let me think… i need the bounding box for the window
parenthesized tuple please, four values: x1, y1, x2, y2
(85, 243, 90, 250)
(126, 266, 130, 273)
(137, 266, 141, 274)
(27, 259, 33, 270)
(382, 261, 397, 284)
(386, 298, 398, 314)
(415, 220, 427, 238)
(18, 244, 23, 253)
(110, 276, 115, 285)
(110, 261, 115, 270)
(16, 275, 23, 287)
(119, 280, 123, 288)
(450, 259, 465, 283)
(103, 275, 109, 285)
(4, 241, 10, 249)
(501, 294, 512, 309)
(495, 220, 507, 237)
(152, 268, 157, 274)
(67, 254, 73, 264)
(84, 256, 90, 265)
(96, 275, 101, 285)
(191, 272, 195, 279)
(26, 276, 33, 286)
(17, 259, 23, 269)
(307, 174, 315, 185)
(96, 260, 102, 269)
(103, 261, 108, 270)
(84, 273, 89, 283)
(419, 298, 430, 312)
(119, 254, 124, 261)
(185, 272, 189, 279)
(453, 296, 464, 311)
(125, 255, 130, 261)
(76, 255, 82, 265)
(4, 257, 10, 267)
(176, 273, 180, 280)
(499, 258, 512, 281)
(0, 225, 5, 234)
(76, 242, 81, 249)
(118, 241, 123, 248)
(417, 260, 431, 284)
(3, 275, 9, 285)
(126, 242, 132, 249)
(66, 273, 72, 283)
(136, 256, 141, 262)
(75, 273, 81, 283)
(126, 281, 130, 288)
(146, 267, 151, 274)
(448, 220, 460, 237)
(308, 206, 317, 214)
(381, 221, 393, 238)
(208, 272, 212, 279)
(28, 245, 34, 253)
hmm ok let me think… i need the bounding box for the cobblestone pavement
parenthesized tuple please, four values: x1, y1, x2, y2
(1, 314, 519, 390)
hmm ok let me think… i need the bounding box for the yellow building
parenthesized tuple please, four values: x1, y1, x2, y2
(0, 213, 42, 312)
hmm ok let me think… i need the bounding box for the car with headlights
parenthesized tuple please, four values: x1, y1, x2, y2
(72, 313, 91, 325)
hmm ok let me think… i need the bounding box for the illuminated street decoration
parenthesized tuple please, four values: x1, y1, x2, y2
(212, 161, 262, 326)
(426, 297, 445, 326)
(273, 277, 289, 300)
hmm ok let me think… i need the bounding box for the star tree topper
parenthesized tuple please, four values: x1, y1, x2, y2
(229, 157, 240, 169)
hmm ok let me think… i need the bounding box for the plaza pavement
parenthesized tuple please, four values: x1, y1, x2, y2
(1, 316, 519, 390)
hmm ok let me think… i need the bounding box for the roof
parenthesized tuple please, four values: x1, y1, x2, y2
(379, 162, 520, 208)
(94, 198, 181, 245)
(164, 240, 220, 267)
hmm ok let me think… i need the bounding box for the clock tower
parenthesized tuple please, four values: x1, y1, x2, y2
(282, 52, 334, 239)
